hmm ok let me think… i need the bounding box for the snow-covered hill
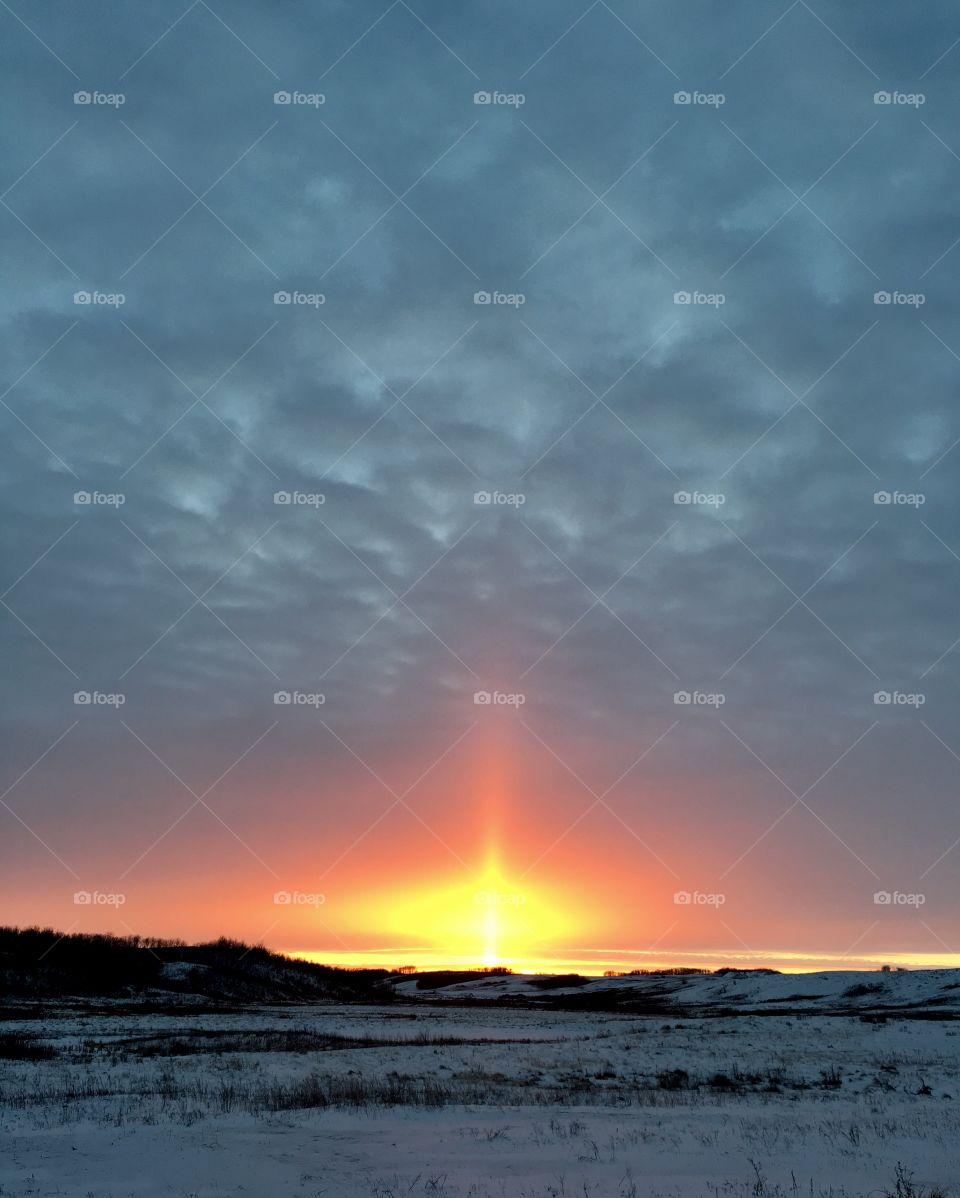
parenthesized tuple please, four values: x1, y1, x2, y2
(389, 967, 960, 1017)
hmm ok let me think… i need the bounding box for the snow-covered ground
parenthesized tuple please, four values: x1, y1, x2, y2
(388, 966, 960, 1016)
(2, 994, 959, 1196)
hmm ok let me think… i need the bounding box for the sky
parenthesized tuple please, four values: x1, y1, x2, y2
(2, 0, 960, 974)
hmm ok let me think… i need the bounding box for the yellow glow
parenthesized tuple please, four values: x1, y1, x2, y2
(329, 862, 590, 972)
(291, 944, 960, 976)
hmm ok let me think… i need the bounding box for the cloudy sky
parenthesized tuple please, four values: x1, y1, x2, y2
(2, 0, 960, 971)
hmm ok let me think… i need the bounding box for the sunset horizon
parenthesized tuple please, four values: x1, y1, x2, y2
(4, 0, 959, 1191)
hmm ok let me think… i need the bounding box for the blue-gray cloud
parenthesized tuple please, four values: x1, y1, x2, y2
(2, 0, 960, 959)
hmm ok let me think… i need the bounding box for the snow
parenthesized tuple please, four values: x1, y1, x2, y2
(2, 981, 960, 1195)
(5, 1101, 959, 1198)
(391, 967, 960, 1014)
(159, 960, 210, 982)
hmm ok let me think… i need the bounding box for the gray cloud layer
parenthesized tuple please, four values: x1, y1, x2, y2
(2, 0, 960, 959)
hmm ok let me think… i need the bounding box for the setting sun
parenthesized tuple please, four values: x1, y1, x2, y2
(6, 0, 959, 1189)
(327, 856, 592, 973)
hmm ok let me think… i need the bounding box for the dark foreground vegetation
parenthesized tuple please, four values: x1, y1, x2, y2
(0, 926, 392, 1005)
(3, 927, 954, 1023)
(0, 928, 784, 1013)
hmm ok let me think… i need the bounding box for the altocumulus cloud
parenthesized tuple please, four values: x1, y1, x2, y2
(2, 0, 960, 959)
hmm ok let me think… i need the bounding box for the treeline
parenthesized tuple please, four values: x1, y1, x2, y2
(603, 967, 713, 977)
(602, 966, 782, 977)
(0, 927, 392, 1003)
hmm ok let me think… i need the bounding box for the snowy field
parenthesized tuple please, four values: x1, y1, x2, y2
(2, 999, 959, 1197)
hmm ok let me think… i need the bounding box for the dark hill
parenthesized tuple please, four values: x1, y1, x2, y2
(0, 927, 391, 1006)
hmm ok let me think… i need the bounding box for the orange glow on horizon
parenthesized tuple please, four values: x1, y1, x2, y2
(288, 944, 960, 976)
(305, 717, 615, 973)
(329, 858, 598, 973)
(55, 713, 955, 981)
